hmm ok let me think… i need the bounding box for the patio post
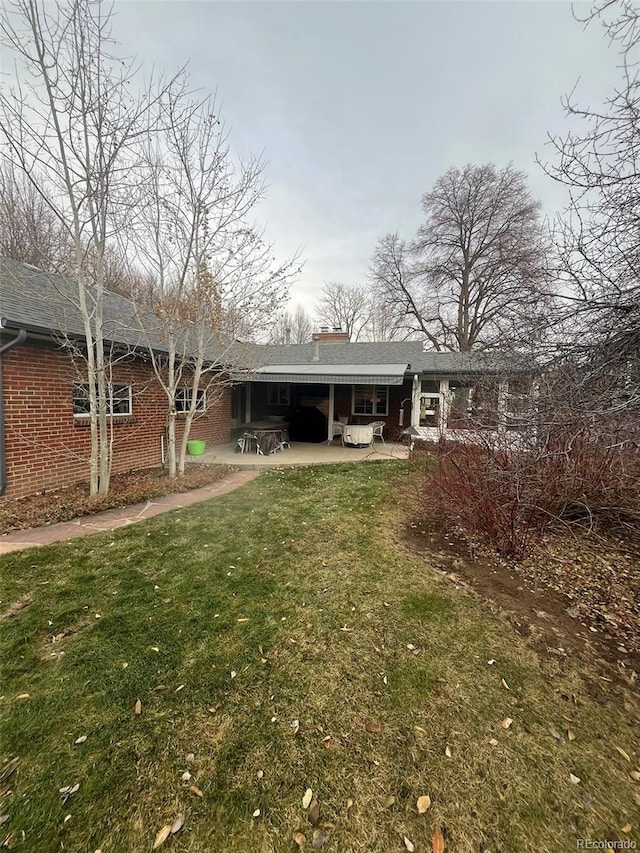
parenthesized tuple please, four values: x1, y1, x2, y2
(245, 383, 252, 424)
(328, 383, 335, 442)
(411, 374, 420, 427)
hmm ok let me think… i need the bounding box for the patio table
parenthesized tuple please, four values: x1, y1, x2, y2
(342, 424, 374, 447)
(240, 421, 290, 455)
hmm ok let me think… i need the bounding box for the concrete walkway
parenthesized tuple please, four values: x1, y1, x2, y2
(0, 470, 260, 555)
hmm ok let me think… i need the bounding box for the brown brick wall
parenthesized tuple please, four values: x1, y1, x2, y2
(1, 338, 231, 499)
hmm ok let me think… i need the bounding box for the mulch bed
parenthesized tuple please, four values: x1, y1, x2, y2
(0, 464, 236, 534)
(404, 516, 640, 682)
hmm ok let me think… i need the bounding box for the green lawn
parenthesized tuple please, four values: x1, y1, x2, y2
(1, 462, 638, 852)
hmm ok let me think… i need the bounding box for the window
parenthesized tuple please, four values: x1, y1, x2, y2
(72, 383, 132, 417)
(505, 378, 533, 423)
(267, 383, 290, 406)
(175, 388, 206, 413)
(352, 385, 389, 416)
(448, 380, 472, 423)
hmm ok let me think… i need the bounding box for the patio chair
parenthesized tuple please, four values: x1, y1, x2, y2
(328, 421, 344, 444)
(371, 421, 385, 443)
(238, 432, 258, 454)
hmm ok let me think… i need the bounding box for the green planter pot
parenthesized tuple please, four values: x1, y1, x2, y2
(186, 439, 206, 456)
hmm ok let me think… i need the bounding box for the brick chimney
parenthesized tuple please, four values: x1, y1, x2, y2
(311, 326, 350, 344)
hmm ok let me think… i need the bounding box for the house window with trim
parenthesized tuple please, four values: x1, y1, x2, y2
(505, 378, 533, 426)
(267, 383, 290, 406)
(72, 383, 132, 417)
(175, 388, 206, 413)
(352, 385, 389, 416)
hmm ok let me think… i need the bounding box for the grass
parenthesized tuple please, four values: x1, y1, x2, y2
(0, 461, 639, 852)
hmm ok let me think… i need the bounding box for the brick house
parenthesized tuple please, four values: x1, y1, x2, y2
(0, 258, 232, 499)
(1, 257, 528, 500)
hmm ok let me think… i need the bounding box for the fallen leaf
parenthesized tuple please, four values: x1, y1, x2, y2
(308, 798, 320, 826)
(74, 735, 87, 745)
(152, 825, 172, 849)
(15, 694, 30, 701)
(365, 720, 382, 733)
(489, 738, 499, 746)
(0, 758, 19, 784)
(445, 745, 452, 757)
(230, 671, 237, 679)
(403, 837, 415, 852)
(175, 684, 186, 692)
(417, 794, 431, 813)
(346, 798, 354, 810)
(134, 699, 142, 715)
(252, 808, 260, 818)
(302, 788, 313, 810)
(487, 659, 496, 665)
(567, 730, 576, 742)
(237, 618, 249, 623)
(615, 746, 631, 762)
(384, 795, 396, 808)
(256, 769, 264, 780)
(188, 785, 203, 798)
(181, 771, 192, 783)
(293, 832, 306, 848)
(629, 770, 640, 781)
(185, 753, 195, 763)
(154, 685, 167, 692)
(622, 823, 632, 833)
(569, 773, 581, 785)
(501, 718, 513, 729)
(151, 647, 160, 653)
(170, 814, 184, 834)
(312, 830, 326, 849)
(291, 719, 300, 735)
(432, 827, 445, 852)
(500, 678, 510, 690)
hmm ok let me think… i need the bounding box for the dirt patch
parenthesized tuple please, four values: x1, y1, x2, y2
(40, 618, 92, 661)
(0, 464, 236, 535)
(403, 517, 640, 687)
(0, 594, 32, 621)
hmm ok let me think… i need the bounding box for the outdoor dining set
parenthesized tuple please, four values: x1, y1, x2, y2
(236, 420, 291, 455)
(236, 418, 386, 454)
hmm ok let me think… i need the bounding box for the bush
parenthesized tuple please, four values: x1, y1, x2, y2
(417, 433, 640, 559)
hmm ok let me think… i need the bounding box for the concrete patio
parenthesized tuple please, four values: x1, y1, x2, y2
(198, 439, 410, 468)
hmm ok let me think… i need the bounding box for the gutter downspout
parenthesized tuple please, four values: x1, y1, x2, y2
(0, 328, 27, 496)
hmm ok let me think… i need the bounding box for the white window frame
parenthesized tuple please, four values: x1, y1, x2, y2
(267, 383, 290, 406)
(352, 384, 389, 417)
(175, 387, 206, 414)
(72, 383, 132, 418)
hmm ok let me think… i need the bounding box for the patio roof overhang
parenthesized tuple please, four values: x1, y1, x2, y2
(234, 363, 409, 386)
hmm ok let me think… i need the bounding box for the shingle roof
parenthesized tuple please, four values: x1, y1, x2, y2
(1, 257, 528, 376)
(234, 340, 525, 375)
(239, 340, 425, 367)
(0, 256, 230, 360)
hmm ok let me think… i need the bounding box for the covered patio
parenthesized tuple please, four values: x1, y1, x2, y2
(197, 439, 409, 468)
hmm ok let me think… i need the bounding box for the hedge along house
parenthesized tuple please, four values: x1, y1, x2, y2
(0, 257, 233, 500)
(231, 332, 531, 445)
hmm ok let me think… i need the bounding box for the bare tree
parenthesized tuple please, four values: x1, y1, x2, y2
(269, 304, 313, 344)
(371, 164, 550, 352)
(129, 85, 298, 477)
(315, 281, 373, 341)
(0, 162, 73, 270)
(540, 0, 639, 417)
(0, 0, 167, 495)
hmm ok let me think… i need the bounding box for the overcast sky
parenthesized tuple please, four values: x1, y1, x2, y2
(111, 0, 620, 314)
